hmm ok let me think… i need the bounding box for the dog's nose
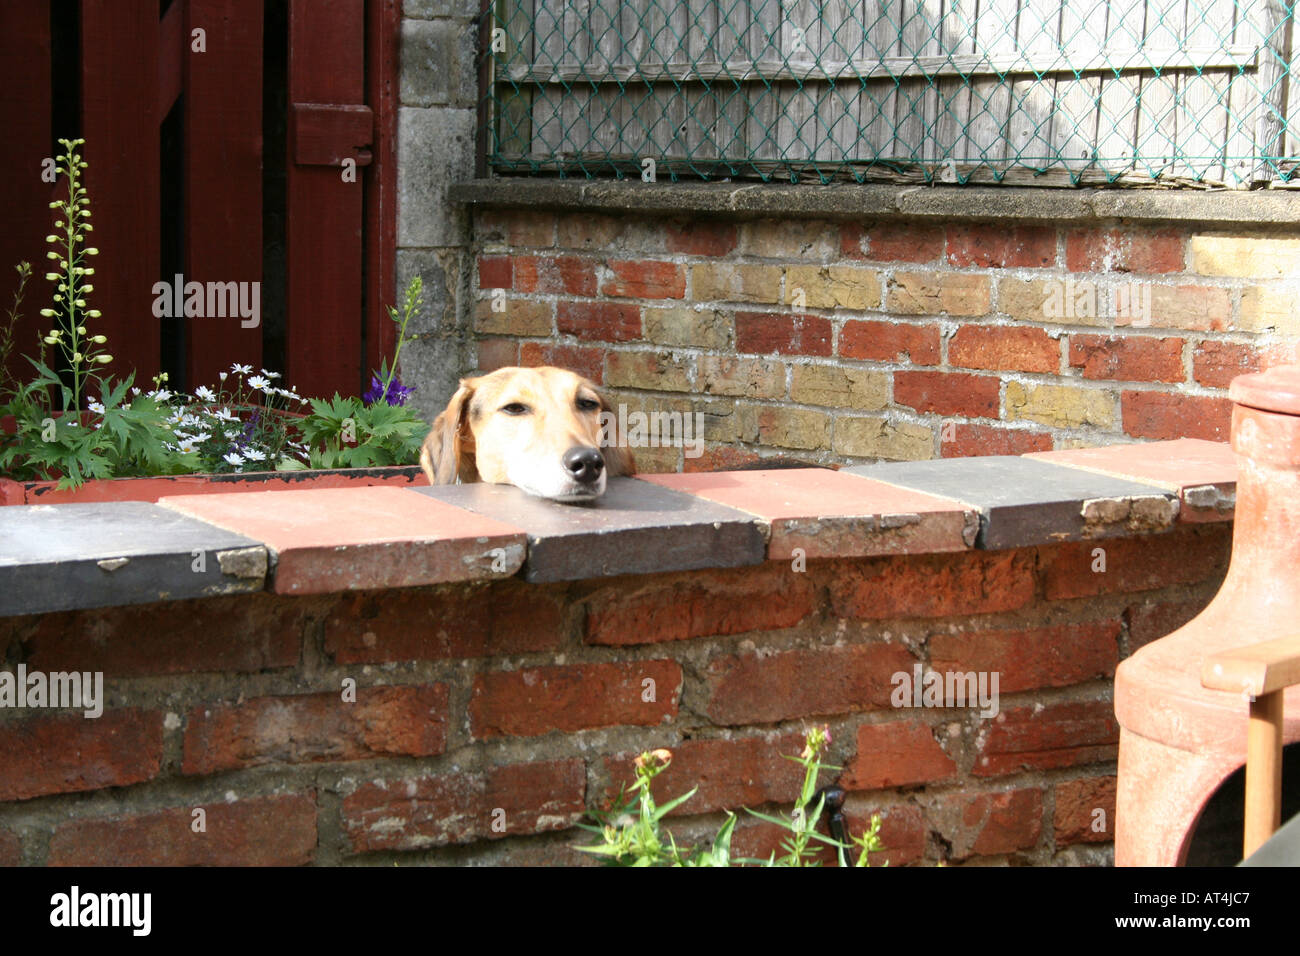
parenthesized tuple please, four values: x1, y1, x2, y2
(563, 446, 605, 484)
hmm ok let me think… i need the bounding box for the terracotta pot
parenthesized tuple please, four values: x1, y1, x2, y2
(1115, 365, 1300, 865)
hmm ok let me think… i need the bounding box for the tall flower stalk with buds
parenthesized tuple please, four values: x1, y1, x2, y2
(39, 138, 107, 413)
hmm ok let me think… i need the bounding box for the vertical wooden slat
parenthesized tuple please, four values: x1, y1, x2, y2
(1008, 0, 1055, 173)
(966, 0, 1017, 173)
(1252, 0, 1290, 181)
(365, 0, 399, 382)
(1176, 0, 1233, 183)
(185, 0, 263, 388)
(1051, 1, 1101, 177)
(286, 0, 365, 398)
(0, 1, 53, 387)
(80, 0, 161, 390)
(935, 0, 978, 171)
(1136, 0, 1184, 179)
(1095, 0, 1139, 176)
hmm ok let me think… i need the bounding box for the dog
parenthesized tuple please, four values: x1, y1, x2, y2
(420, 366, 636, 501)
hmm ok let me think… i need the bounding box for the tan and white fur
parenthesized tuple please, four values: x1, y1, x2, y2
(420, 366, 635, 501)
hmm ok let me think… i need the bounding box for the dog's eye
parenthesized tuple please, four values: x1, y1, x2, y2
(576, 398, 601, 412)
(500, 402, 530, 416)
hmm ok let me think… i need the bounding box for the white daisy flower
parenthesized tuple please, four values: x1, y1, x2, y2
(195, 385, 216, 402)
(223, 451, 244, 466)
(231, 363, 252, 375)
(215, 407, 238, 422)
(88, 400, 105, 414)
(243, 448, 267, 461)
(131, 387, 141, 396)
(219, 371, 228, 382)
(247, 374, 270, 391)
(260, 369, 281, 379)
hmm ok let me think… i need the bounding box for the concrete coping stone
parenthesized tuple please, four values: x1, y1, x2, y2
(0, 439, 1235, 615)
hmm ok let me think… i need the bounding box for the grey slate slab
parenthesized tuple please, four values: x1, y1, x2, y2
(0, 502, 268, 617)
(413, 477, 768, 582)
(842, 456, 1180, 550)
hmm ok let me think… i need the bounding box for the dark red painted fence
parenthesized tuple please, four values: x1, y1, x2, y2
(0, 0, 397, 400)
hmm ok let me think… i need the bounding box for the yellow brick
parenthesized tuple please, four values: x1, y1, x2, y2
(888, 272, 991, 316)
(604, 350, 693, 392)
(473, 298, 552, 335)
(833, 416, 934, 461)
(701, 400, 759, 444)
(754, 406, 831, 451)
(1191, 235, 1300, 278)
(1238, 284, 1300, 334)
(691, 263, 782, 304)
(691, 264, 780, 304)
(789, 365, 888, 411)
(697, 355, 786, 398)
(627, 444, 681, 474)
(785, 265, 882, 310)
(1004, 381, 1116, 429)
(1130, 284, 1230, 332)
(556, 213, 625, 251)
(643, 306, 733, 349)
(997, 277, 1111, 328)
(738, 219, 835, 259)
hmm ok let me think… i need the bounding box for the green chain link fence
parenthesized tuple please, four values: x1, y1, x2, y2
(487, 0, 1298, 185)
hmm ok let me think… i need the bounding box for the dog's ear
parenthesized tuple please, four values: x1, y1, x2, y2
(597, 390, 636, 477)
(421, 379, 479, 485)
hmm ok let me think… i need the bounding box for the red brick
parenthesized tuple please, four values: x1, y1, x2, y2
(842, 221, 946, 263)
(25, 592, 305, 677)
(48, 794, 318, 866)
(470, 660, 681, 738)
(735, 312, 833, 356)
(839, 319, 941, 364)
(1043, 525, 1229, 600)
(705, 642, 915, 725)
(666, 220, 737, 256)
(342, 759, 586, 853)
(478, 255, 512, 289)
(929, 621, 1120, 693)
(0, 826, 19, 866)
(894, 370, 999, 418)
(1121, 390, 1233, 442)
(829, 550, 1036, 620)
(950, 324, 1060, 373)
(557, 301, 641, 342)
(947, 224, 1056, 268)
(929, 788, 1044, 860)
(603, 733, 805, 816)
(974, 699, 1119, 776)
(519, 342, 605, 383)
(583, 562, 816, 645)
(1192, 340, 1261, 388)
(939, 423, 1053, 458)
(601, 259, 686, 299)
(182, 685, 449, 775)
(324, 581, 566, 664)
(1125, 598, 1211, 652)
(1068, 334, 1185, 383)
(842, 720, 959, 790)
(1065, 227, 1185, 274)
(0, 709, 163, 802)
(1055, 775, 1117, 844)
(477, 337, 519, 372)
(513, 255, 597, 295)
(682, 445, 766, 473)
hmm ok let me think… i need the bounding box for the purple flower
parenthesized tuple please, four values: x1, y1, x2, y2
(363, 374, 414, 406)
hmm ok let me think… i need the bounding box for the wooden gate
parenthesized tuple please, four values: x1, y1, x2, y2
(0, 0, 398, 401)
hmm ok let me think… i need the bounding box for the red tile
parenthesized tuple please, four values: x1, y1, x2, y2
(1025, 439, 1236, 523)
(160, 487, 526, 594)
(638, 469, 975, 559)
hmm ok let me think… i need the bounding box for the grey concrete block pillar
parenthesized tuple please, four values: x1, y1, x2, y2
(395, 0, 480, 422)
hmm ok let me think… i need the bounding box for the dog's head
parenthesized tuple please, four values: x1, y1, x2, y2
(420, 365, 636, 501)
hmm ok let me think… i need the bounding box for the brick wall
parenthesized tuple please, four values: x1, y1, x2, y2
(469, 210, 1300, 471)
(0, 523, 1230, 865)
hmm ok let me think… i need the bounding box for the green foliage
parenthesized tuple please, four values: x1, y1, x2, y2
(575, 727, 886, 868)
(297, 393, 428, 470)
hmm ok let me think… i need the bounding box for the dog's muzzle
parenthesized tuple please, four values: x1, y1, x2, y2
(563, 446, 605, 486)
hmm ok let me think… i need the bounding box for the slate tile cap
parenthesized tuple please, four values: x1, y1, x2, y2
(843, 456, 1180, 548)
(414, 477, 767, 581)
(0, 501, 266, 616)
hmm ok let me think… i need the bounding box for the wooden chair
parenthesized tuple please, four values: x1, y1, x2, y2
(1202, 634, 1300, 857)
